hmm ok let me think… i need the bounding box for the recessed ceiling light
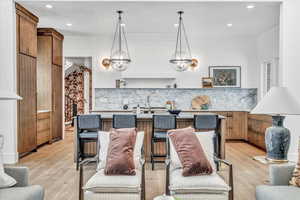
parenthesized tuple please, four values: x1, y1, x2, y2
(45, 4, 53, 9)
(120, 23, 126, 27)
(174, 23, 179, 27)
(66, 23, 72, 27)
(247, 4, 255, 9)
(227, 23, 233, 27)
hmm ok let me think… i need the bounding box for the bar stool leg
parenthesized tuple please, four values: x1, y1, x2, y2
(151, 139, 154, 170)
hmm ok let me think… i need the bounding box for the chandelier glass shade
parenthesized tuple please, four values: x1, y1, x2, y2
(170, 11, 192, 72)
(110, 11, 131, 71)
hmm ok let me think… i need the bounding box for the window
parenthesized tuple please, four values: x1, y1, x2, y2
(261, 61, 278, 97)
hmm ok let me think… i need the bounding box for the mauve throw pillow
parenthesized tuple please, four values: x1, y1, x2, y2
(168, 127, 213, 177)
(105, 128, 137, 176)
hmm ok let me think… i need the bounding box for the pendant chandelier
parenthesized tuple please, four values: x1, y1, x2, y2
(169, 11, 192, 72)
(110, 10, 131, 71)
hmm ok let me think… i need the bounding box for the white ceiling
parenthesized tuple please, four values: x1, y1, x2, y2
(19, 1, 280, 37)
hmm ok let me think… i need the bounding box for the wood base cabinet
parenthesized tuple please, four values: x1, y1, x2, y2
(37, 112, 51, 146)
(37, 28, 64, 142)
(248, 114, 272, 150)
(16, 3, 39, 155)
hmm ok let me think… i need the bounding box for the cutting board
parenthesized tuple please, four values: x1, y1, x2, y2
(191, 95, 210, 109)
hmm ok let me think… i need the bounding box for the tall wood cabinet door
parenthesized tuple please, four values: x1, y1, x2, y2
(52, 37, 63, 66)
(228, 112, 248, 140)
(52, 65, 63, 140)
(18, 54, 37, 154)
(19, 15, 37, 57)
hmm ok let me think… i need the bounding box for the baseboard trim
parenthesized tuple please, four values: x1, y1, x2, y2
(3, 152, 18, 164)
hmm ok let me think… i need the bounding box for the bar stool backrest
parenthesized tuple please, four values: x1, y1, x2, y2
(112, 114, 137, 129)
(194, 114, 218, 130)
(77, 114, 102, 132)
(193, 114, 220, 159)
(153, 115, 177, 130)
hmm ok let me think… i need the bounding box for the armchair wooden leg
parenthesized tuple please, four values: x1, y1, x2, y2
(151, 140, 154, 170)
(141, 163, 146, 200)
(229, 164, 234, 200)
(79, 165, 83, 200)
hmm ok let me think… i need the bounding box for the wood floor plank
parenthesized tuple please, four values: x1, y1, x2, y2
(18, 129, 267, 200)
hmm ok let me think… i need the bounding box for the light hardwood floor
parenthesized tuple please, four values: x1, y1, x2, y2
(19, 129, 267, 200)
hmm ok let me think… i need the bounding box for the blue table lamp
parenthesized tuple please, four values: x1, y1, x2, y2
(251, 87, 300, 161)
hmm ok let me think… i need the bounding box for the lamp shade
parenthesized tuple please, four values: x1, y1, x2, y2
(0, 91, 22, 100)
(251, 87, 300, 115)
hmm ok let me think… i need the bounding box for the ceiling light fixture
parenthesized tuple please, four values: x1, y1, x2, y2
(66, 23, 72, 27)
(247, 4, 255, 9)
(45, 4, 53, 9)
(169, 11, 192, 72)
(110, 10, 131, 72)
(227, 23, 233, 27)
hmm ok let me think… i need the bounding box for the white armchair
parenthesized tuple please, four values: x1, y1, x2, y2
(79, 131, 145, 200)
(165, 130, 233, 200)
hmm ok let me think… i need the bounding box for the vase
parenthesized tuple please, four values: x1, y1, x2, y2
(265, 116, 290, 161)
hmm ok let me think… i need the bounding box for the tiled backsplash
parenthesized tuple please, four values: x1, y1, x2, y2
(94, 88, 257, 111)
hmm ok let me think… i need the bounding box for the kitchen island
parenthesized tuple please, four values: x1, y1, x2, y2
(78, 87, 257, 161)
(77, 112, 227, 161)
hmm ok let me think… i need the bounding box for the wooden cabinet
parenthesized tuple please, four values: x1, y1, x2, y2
(16, 4, 38, 58)
(37, 112, 51, 146)
(205, 111, 248, 141)
(248, 114, 272, 150)
(16, 3, 39, 155)
(183, 111, 248, 141)
(52, 37, 63, 66)
(225, 112, 248, 140)
(52, 65, 63, 140)
(37, 28, 64, 142)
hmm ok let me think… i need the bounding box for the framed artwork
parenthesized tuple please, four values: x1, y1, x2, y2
(209, 66, 241, 87)
(202, 77, 214, 88)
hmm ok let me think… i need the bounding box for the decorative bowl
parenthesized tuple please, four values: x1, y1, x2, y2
(168, 109, 181, 115)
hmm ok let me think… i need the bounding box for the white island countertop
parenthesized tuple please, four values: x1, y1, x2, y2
(90, 112, 225, 119)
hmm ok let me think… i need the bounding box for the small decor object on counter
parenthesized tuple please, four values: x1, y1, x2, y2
(116, 79, 120, 88)
(202, 77, 213, 88)
(165, 100, 175, 110)
(116, 79, 127, 88)
(209, 66, 241, 87)
(251, 87, 300, 162)
(123, 104, 128, 110)
(191, 95, 210, 110)
(136, 104, 141, 114)
(168, 109, 181, 115)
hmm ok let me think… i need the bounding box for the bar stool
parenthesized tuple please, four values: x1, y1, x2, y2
(193, 114, 220, 169)
(151, 114, 177, 170)
(112, 114, 137, 128)
(76, 114, 101, 170)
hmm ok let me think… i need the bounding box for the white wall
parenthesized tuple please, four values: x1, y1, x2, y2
(256, 26, 280, 99)
(64, 34, 259, 89)
(280, 0, 300, 161)
(0, 0, 18, 163)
